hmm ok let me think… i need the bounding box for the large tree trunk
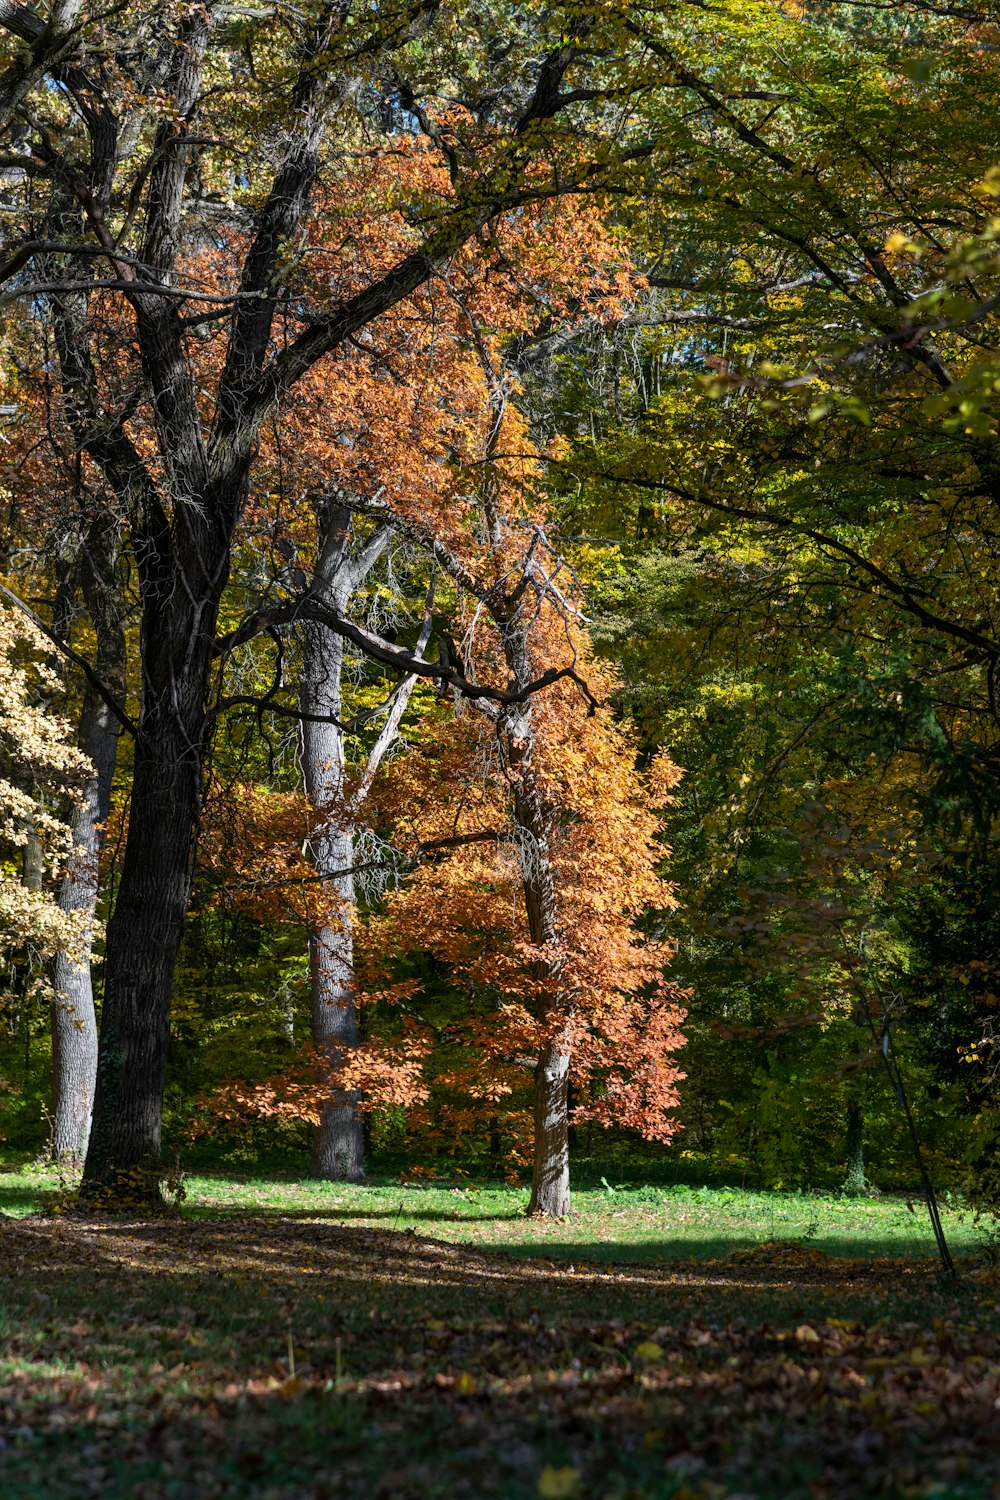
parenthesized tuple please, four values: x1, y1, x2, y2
(300, 620, 364, 1181)
(81, 503, 227, 1203)
(50, 684, 119, 1163)
(81, 705, 206, 1198)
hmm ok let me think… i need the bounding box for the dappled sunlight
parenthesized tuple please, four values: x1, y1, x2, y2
(179, 1175, 977, 1263)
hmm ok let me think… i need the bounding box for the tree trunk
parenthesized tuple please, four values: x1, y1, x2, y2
(81, 509, 226, 1205)
(307, 833, 364, 1182)
(300, 609, 365, 1182)
(500, 640, 571, 1217)
(81, 706, 205, 1198)
(297, 504, 401, 1181)
(18, 815, 45, 1070)
(51, 521, 125, 1165)
(842, 1098, 868, 1196)
(529, 1036, 571, 1215)
(50, 684, 119, 1163)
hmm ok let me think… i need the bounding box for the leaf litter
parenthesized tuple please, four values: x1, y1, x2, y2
(0, 1213, 998, 1498)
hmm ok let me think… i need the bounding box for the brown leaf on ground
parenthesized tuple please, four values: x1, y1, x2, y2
(0, 1214, 997, 1499)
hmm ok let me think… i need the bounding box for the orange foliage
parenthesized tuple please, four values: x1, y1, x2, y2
(113, 134, 684, 1164)
(361, 623, 688, 1155)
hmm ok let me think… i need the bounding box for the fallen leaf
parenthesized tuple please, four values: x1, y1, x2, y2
(538, 1464, 581, 1497)
(634, 1340, 664, 1361)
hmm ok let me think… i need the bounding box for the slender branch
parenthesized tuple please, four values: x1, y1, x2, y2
(224, 829, 504, 892)
(586, 464, 1000, 663)
(0, 580, 136, 735)
(355, 573, 436, 803)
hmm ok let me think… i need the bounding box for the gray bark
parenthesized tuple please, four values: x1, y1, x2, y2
(300, 608, 365, 1182)
(50, 518, 125, 1165)
(530, 1037, 571, 1216)
(298, 505, 382, 1182)
(50, 684, 119, 1163)
(298, 504, 425, 1180)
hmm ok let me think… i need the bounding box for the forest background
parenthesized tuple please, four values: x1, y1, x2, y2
(1, 0, 999, 1221)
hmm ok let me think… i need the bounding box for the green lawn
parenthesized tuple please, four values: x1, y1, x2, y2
(0, 1165, 982, 1263)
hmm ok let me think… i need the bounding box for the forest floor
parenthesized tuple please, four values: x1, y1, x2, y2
(1, 1173, 998, 1499)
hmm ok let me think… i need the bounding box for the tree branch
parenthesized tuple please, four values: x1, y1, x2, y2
(0, 581, 136, 735)
(215, 595, 598, 712)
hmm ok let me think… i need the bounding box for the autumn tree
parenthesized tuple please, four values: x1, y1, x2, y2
(0, 603, 92, 1038)
(362, 626, 688, 1213)
(0, 0, 691, 1201)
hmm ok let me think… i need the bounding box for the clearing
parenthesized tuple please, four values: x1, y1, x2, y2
(0, 1173, 997, 1499)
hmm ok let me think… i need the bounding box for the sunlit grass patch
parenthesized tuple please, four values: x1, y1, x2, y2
(0, 1166, 983, 1263)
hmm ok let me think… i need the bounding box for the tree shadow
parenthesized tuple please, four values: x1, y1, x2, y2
(499, 1234, 955, 1265)
(185, 1204, 526, 1225)
(0, 1214, 990, 1500)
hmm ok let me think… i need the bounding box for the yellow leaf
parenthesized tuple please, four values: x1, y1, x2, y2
(456, 1371, 476, 1395)
(634, 1340, 664, 1362)
(538, 1465, 580, 1498)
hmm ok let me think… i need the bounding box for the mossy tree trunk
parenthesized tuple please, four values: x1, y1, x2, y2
(842, 1098, 869, 1196)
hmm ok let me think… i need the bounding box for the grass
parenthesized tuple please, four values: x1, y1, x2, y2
(0, 1164, 983, 1263)
(1, 1166, 997, 1499)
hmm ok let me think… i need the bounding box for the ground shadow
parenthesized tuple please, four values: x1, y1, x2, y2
(497, 1234, 957, 1264)
(184, 1204, 527, 1225)
(0, 1214, 993, 1500)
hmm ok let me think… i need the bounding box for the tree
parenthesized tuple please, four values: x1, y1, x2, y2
(0, 0, 678, 1201)
(297, 504, 429, 1180)
(0, 351, 129, 1161)
(49, 514, 125, 1163)
(0, 602, 92, 1026)
(365, 639, 688, 1214)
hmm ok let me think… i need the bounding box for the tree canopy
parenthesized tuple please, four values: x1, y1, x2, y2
(0, 0, 996, 1221)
